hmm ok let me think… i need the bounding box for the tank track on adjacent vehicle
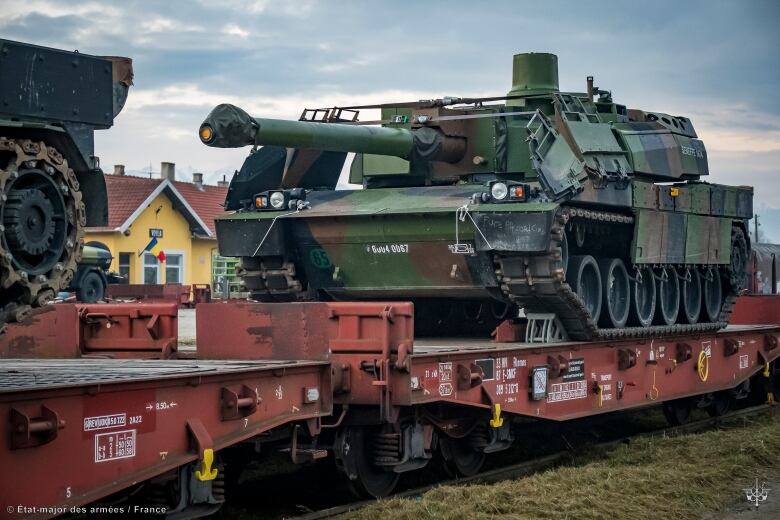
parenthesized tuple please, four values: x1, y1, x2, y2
(494, 207, 737, 341)
(0, 138, 84, 330)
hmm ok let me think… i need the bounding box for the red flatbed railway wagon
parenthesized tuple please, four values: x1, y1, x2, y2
(0, 297, 777, 515)
(0, 359, 331, 519)
(198, 299, 779, 497)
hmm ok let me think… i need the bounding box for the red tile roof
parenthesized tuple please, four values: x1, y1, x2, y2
(89, 174, 228, 236)
(171, 180, 228, 236)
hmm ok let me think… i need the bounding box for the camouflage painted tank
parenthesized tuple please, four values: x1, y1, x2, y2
(200, 52, 752, 340)
(0, 39, 132, 327)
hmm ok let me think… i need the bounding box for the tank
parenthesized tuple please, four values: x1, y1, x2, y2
(200, 52, 752, 340)
(0, 38, 132, 327)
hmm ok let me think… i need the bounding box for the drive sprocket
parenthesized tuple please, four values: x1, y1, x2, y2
(0, 138, 84, 329)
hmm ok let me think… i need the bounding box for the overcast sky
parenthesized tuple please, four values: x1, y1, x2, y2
(3, 0, 780, 237)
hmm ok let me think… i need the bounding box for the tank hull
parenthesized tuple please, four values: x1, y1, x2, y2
(216, 182, 750, 340)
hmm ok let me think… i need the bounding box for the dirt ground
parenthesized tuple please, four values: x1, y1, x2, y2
(177, 307, 196, 344)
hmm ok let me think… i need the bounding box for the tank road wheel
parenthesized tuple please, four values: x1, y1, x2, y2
(679, 268, 702, 324)
(439, 436, 487, 478)
(597, 258, 630, 329)
(0, 139, 83, 326)
(702, 268, 723, 322)
(334, 427, 399, 499)
(729, 227, 748, 290)
(662, 398, 692, 426)
(630, 266, 656, 327)
(566, 255, 602, 325)
(655, 267, 680, 326)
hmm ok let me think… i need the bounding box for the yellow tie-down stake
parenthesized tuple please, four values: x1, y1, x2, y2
(764, 363, 776, 403)
(195, 448, 218, 481)
(489, 403, 504, 428)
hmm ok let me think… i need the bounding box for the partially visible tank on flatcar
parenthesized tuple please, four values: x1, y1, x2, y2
(0, 39, 132, 327)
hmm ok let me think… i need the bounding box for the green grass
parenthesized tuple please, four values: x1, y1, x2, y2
(341, 415, 780, 520)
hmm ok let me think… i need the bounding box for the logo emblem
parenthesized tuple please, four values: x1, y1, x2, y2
(309, 248, 332, 269)
(744, 478, 771, 507)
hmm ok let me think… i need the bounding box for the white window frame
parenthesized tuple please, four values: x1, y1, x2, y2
(142, 253, 161, 284)
(163, 250, 185, 284)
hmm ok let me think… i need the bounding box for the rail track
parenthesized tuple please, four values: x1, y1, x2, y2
(292, 403, 777, 520)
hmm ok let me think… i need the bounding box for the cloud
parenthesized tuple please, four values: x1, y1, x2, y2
(222, 24, 250, 39)
(5, 0, 779, 212)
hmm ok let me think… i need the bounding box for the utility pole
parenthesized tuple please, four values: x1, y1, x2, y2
(754, 213, 760, 244)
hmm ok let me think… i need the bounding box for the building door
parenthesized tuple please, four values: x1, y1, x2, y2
(143, 253, 160, 284)
(118, 252, 132, 284)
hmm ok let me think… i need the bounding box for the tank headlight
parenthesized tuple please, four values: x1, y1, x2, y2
(269, 191, 286, 209)
(254, 195, 268, 209)
(490, 182, 509, 201)
(487, 181, 529, 203)
(199, 125, 214, 143)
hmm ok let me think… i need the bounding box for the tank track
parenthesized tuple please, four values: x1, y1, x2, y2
(237, 256, 303, 302)
(494, 207, 737, 341)
(0, 138, 84, 331)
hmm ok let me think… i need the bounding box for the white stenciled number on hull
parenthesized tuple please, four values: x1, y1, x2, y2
(365, 244, 410, 254)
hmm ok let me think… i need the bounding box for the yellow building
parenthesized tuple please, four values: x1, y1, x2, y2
(86, 163, 233, 288)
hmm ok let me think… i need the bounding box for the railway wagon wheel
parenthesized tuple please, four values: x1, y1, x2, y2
(629, 266, 656, 327)
(566, 255, 602, 325)
(679, 268, 702, 324)
(655, 266, 680, 326)
(597, 258, 630, 329)
(334, 426, 399, 498)
(706, 391, 732, 417)
(702, 268, 723, 323)
(662, 398, 692, 426)
(439, 435, 487, 477)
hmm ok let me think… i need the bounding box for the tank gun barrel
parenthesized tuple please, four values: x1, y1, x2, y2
(199, 104, 465, 163)
(200, 103, 412, 157)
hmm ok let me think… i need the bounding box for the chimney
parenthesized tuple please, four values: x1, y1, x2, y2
(193, 172, 204, 190)
(217, 174, 229, 188)
(161, 162, 175, 181)
(113, 164, 125, 176)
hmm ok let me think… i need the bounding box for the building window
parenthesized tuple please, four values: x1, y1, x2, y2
(118, 253, 131, 283)
(143, 253, 160, 284)
(165, 254, 183, 284)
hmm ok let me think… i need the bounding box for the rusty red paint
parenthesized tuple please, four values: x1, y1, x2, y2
(0, 359, 330, 515)
(401, 326, 780, 421)
(0, 303, 178, 359)
(196, 301, 413, 362)
(106, 283, 191, 305)
(730, 295, 780, 325)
